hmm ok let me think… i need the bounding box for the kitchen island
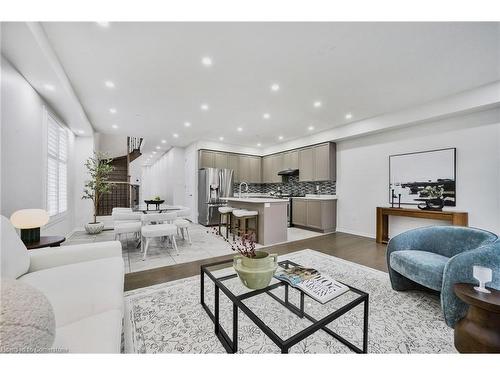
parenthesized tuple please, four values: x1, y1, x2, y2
(223, 197, 288, 245)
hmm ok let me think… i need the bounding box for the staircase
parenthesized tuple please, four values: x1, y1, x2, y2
(97, 136, 143, 215)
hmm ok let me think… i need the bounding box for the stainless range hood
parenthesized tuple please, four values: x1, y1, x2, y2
(277, 168, 299, 176)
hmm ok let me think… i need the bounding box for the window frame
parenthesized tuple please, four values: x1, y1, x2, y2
(44, 108, 69, 223)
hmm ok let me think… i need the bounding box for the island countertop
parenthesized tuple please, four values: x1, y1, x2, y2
(222, 197, 289, 203)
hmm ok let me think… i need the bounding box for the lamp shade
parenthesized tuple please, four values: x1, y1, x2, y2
(10, 209, 49, 229)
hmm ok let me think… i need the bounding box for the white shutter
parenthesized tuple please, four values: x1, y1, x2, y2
(46, 112, 68, 216)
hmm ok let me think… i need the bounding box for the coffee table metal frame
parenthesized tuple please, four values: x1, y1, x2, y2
(200, 258, 369, 354)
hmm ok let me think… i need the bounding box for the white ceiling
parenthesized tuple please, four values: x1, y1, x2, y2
(12, 23, 500, 155)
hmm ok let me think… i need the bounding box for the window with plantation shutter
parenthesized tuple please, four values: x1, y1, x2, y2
(47, 113, 68, 217)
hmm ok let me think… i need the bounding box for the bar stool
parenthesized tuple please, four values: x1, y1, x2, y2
(232, 209, 259, 243)
(218, 206, 234, 238)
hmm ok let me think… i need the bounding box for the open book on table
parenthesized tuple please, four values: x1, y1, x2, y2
(274, 266, 349, 304)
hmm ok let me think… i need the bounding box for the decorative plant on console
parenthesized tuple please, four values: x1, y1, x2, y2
(417, 185, 445, 211)
(82, 152, 114, 234)
(208, 227, 277, 290)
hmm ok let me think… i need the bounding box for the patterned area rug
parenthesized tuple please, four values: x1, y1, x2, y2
(123, 249, 455, 353)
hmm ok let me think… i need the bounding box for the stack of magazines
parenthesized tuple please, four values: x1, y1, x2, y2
(274, 266, 349, 304)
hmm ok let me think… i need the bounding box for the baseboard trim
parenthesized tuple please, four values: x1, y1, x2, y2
(336, 227, 375, 240)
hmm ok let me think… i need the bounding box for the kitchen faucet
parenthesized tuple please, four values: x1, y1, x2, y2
(239, 182, 249, 198)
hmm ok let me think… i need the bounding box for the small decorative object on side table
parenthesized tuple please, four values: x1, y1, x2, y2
(26, 236, 66, 250)
(453, 283, 500, 353)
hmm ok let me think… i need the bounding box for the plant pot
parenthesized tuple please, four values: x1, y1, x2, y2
(84, 222, 104, 234)
(233, 251, 278, 290)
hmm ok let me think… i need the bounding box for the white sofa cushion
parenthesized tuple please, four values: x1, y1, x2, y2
(0, 215, 30, 279)
(19, 257, 124, 328)
(52, 309, 122, 353)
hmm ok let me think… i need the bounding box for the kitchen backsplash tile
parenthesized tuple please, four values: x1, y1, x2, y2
(233, 175, 335, 196)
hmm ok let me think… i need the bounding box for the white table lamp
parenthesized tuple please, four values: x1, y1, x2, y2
(10, 209, 49, 245)
(473, 265, 492, 294)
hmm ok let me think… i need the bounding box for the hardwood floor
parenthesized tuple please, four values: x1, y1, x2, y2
(124, 231, 387, 291)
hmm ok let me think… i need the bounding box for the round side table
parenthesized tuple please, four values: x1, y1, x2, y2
(453, 283, 500, 353)
(25, 236, 66, 250)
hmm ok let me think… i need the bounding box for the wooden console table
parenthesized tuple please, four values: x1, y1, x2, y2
(376, 207, 468, 244)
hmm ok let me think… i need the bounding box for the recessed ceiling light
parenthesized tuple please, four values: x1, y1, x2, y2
(104, 80, 115, 88)
(278, 136, 284, 140)
(43, 84, 55, 91)
(156, 146, 161, 150)
(184, 122, 191, 127)
(152, 151, 157, 154)
(270, 83, 280, 92)
(219, 136, 224, 141)
(345, 113, 353, 120)
(308, 125, 315, 131)
(77, 130, 84, 134)
(237, 127, 243, 132)
(200, 103, 209, 111)
(111, 124, 118, 129)
(263, 113, 270, 120)
(96, 22, 110, 28)
(257, 143, 262, 147)
(109, 108, 117, 114)
(313, 101, 322, 108)
(161, 139, 167, 144)
(173, 133, 179, 138)
(201, 57, 213, 66)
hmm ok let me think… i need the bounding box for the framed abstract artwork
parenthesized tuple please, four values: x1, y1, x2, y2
(389, 148, 456, 206)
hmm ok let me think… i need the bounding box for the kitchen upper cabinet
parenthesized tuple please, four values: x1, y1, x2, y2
(214, 152, 228, 169)
(298, 147, 314, 181)
(283, 150, 299, 169)
(228, 154, 239, 182)
(238, 155, 251, 182)
(249, 156, 262, 183)
(262, 156, 273, 183)
(270, 154, 284, 183)
(199, 150, 215, 168)
(298, 143, 336, 182)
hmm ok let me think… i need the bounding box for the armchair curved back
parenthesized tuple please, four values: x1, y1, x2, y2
(387, 226, 497, 258)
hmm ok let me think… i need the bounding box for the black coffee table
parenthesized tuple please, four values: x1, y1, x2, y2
(200, 258, 369, 354)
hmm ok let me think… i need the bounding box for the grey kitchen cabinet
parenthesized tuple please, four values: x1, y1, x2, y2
(298, 143, 336, 182)
(270, 153, 284, 183)
(262, 156, 273, 183)
(283, 150, 299, 169)
(228, 154, 240, 182)
(292, 198, 336, 232)
(238, 155, 251, 182)
(214, 152, 228, 169)
(292, 200, 307, 226)
(199, 150, 215, 168)
(249, 156, 262, 183)
(298, 147, 314, 181)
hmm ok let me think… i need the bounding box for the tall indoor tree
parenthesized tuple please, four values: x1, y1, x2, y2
(82, 152, 114, 233)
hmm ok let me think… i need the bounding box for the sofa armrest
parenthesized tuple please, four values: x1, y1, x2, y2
(28, 241, 122, 273)
(441, 243, 500, 327)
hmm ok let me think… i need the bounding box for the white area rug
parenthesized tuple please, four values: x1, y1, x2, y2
(66, 225, 325, 273)
(123, 249, 455, 353)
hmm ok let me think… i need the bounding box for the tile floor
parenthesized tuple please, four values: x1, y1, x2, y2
(65, 223, 326, 273)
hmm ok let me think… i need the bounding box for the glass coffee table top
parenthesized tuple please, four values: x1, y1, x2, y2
(201, 258, 369, 354)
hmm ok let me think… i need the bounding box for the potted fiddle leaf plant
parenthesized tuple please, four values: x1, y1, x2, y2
(209, 228, 278, 289)
(82, 152, 114, 234)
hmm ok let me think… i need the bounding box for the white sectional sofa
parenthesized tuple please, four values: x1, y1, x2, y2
(0, 216, 124, 353)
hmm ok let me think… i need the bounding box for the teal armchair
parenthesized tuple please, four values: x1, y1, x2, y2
(386, 226, 498, 327)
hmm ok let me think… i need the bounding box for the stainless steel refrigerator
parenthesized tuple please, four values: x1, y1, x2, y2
(198, 168, 234, 226)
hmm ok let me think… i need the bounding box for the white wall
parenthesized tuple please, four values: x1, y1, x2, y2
(141, 147, 185, 207)
(1, 56, 93, 235)
(336, 108, 500, 238)
(184, 143, 198, 222)
(94, 133, 128, 158)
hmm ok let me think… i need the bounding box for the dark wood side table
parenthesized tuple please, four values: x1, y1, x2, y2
(376, 207, 468, 244)
(25, 236, 66, 250)
(453, 283, 500, 353)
